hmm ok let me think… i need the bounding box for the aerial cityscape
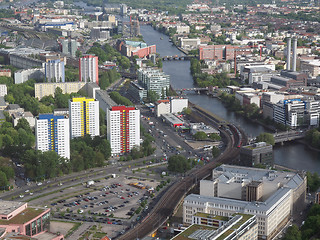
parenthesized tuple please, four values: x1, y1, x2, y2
(0, 0, 319, 239)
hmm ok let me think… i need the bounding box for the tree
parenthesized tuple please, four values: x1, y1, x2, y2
(283, 225, 301, 240)
(193, 131, 207, 140)
(168, 155, 193, 173)
(183, 107, 192, 115)
(212, 146, 220, 158)
(209, 133, 221, 141)
(256, 133, 275, 146)
(145, 90, 159, 103)
(0, 171, 8, 190)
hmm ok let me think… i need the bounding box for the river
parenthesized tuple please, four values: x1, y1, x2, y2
(140, 24, 320, 173)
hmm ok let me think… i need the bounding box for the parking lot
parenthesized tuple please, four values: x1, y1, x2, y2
(26, 175, 159, 239)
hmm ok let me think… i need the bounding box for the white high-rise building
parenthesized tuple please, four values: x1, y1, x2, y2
(138, 68, 170, 99)
(69, 97, 99, 138)
(106, 106, 140, 156)
(79, 55, 99, 85)
(44, 59, 65, 82)
(35, 114, 70, 159)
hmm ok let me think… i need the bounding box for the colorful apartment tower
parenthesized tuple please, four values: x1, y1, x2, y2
(79, 55, 99, 85)
(69, 97, 99, 139)
(35, 114, 70, 159)
(106, 106, 140, 156)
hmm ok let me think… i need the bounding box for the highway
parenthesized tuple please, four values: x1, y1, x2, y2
(117, 106, 245, 240)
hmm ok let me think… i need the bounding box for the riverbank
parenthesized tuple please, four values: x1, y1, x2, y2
(140, 24, 320, 173)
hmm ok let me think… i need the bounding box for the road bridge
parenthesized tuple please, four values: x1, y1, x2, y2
(162, 55, 194, 61)
(174, 87, 210, 94)
(273, 130, 306, 144)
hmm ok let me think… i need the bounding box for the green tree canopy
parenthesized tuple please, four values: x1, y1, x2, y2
(256, 132, 275, 146)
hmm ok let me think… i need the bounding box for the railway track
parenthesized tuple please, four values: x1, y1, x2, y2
(117, 107, 244, 240)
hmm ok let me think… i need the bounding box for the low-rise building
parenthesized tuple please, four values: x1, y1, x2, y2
(162, 113, 184, 127)
(0, 69, 11, 77)
(180, 38, 201, 50)
(12, 111, 35, 128)
(0, 200, 63, 240)
(240, 142, 274, 167)
(155, 99, 170, 117)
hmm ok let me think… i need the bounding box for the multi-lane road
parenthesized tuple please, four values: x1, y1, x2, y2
(117, 107, 245, 240)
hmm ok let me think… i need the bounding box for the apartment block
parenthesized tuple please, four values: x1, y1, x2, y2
(69, 97, 99, 138)
(106, 106, 140, 156)
(36, 114, 70, 159)
(79, 55, 99, 84)
(34, 82, 86, 100)
(44, 59, 65, 83)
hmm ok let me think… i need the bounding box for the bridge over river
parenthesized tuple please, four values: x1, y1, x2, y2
(273, 130, 306, 144)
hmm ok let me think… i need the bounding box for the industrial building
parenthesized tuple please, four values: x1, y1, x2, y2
(35, 114, 70, 159)
(69, 97, 99, 139)
(184, 165, 306, 240)
(240, 142, 274, 167)
(106, 106, 140, 156)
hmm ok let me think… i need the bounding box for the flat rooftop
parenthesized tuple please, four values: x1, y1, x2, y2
(0, 207, 48, 225)
(0, 201, 26, 215)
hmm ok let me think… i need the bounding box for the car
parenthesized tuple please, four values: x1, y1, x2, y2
(25, 189, 29, 193)
(19, 195, 24, 198)
(37, 182, 42, 186)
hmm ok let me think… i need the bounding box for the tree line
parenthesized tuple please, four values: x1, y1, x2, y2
(109, 91, 134, 106)
(21, 135, 111, 181)
(283, 204, 320, 240)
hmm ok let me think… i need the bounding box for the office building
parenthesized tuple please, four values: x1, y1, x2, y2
(69, 97, 99, 138)
(45, 59, 65, 83)
(184, 165, 306, 240)
(273, 99, 305, 127)
(172, 213, 258, 240)
(138, 68, 170, 100)
(0, 200, 63, 239)
(35, 114, 70, 159)
(79, 55, 99, 84)
(240, 142, 274, 167)
(106, 106, 140, 156)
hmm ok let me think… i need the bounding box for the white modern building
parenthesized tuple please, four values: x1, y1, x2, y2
(171, 97, 188, 113)
(69, 97, 99, 138)
(106, 106, 140, 156)
(79, 55, 99, 85)
(44, 59, 65, 82)
(138, 68, 170, 99)
(183, 165, 306, 240)
(35, 114, 70, 159)
(0, 84, 7, 97)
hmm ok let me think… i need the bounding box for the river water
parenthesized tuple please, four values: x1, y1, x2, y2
(140, 24, 320, 173)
